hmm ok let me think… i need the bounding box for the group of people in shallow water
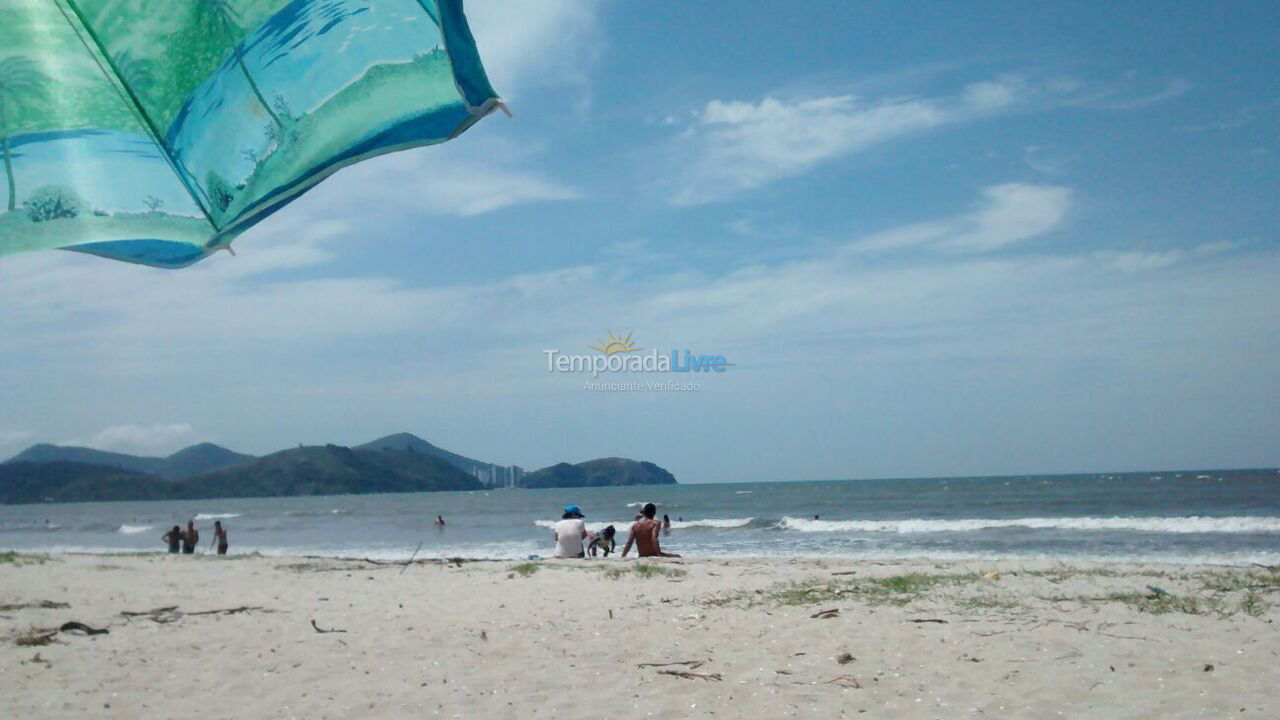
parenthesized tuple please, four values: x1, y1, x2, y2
(161, 519, 229, 555)
(551, 502, 679, 559)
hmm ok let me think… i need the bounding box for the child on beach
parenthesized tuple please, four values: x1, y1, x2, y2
(587, 525, 617, 557)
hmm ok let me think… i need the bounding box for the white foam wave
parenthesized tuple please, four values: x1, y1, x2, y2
(776, 516, 1280, 534)
(535, 519, 629, 533)
(673, 518, 754, 529)
(194, 513, 240, 520)
(117, 524, 154, 535)
(534, 517, 753, 532)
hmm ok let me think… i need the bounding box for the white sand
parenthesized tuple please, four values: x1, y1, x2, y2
(2, 553, 1277, 719)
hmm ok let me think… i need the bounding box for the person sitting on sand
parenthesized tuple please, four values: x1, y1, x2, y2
(621, 503, 681, 558)
(163, 525, 181, 554)
(587, 525, 617, 557)
(210, 520, 228, 555)
(552, 504, 588, 558)
(182, 520, 199, 554)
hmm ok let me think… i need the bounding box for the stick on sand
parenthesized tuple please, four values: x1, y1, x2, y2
(400, 542, 424, 575)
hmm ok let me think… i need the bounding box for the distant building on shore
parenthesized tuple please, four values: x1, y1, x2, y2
(474, 464, 523, 488)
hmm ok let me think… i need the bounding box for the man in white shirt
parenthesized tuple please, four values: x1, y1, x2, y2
(552, 504, 588, 558)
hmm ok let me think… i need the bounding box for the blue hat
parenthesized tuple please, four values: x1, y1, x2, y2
(563, 504, 584, 517)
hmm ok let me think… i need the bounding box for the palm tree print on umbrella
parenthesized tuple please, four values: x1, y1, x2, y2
(0, 56, 49, 212)
(196, 0, 284, 129)
(111, 50, 156, 96)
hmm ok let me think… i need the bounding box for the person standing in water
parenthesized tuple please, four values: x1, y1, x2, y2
(162, 525, 181, 554)
(182, 520, 199, 554)
(434, 515, 446, 528)
(662, 514, 672, 534)
(209, 520, 229, 555)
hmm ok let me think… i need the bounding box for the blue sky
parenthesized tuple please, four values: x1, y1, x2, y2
(1, 0, 1277, 482)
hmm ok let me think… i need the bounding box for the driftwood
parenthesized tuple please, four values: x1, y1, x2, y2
(59, 621, 108, 635)
(311, 619, 347, 634)
(830, 571, 858, 576)
(907, 618, 948, 624)
(657, 669, 721, 681)
(637, 659, 707, 669)
(810, 608, 840, 619)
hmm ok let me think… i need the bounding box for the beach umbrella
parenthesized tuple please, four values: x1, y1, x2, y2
(0, 0, 503, 268)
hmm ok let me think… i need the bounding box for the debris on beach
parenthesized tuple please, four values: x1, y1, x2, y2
(810, 608, 840, 619)
(59, 621, 108, 636)
(0, 599, 70, 612)
(657, 669, 722, 681)
(823, 674, 862, 688)
(836, 652, 856, 665)
(13, 627, 59, 646)
(637, 659, 708, 669)
(310, 619, 347, 634)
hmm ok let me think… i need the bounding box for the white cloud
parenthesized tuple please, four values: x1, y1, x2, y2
(669, 77, 1028, 205)
(852, 184, 1072, 254)
(1, 184, 1273, 476)
(65, 423, 197, 456)
(290, 138, 580, 222)
(463, 0, 602, 99)
(0, 430, 34, 449)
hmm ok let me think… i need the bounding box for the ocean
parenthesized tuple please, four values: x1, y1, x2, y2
(2, 471, 1278, 565)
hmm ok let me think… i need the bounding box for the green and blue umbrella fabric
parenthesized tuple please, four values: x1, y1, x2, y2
(0, 0, 501, 268)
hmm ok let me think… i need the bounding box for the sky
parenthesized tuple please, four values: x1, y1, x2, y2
(1, 0, 1277, 483)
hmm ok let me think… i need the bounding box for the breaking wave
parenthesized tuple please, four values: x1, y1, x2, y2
(775, 516, 1280, 534)
(194, 513, 240, 520)
(535, 517, 754, 532)
(117, 524, 154, 535)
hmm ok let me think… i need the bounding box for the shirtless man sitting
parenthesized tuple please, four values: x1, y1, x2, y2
(621, 503, 681, 558)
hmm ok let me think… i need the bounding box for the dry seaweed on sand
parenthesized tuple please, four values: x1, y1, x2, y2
(637, 659, 708, 669)
(59, 621, 109, 635)
(657, 669, 721, 681)
(13, 627, 59, 646)
(823, 674, 863, 688)
(0, 599, 70, 612)
(311, 619, 347, 634)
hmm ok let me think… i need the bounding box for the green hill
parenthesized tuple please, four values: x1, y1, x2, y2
(4, 442, 253, 480)
(172, 444, 481, 499)
(356, 432, 495, 476)
(521, 458, 677, 489)
(0, 461, 173, 504)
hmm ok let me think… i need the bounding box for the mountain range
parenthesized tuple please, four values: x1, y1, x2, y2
(0, 433, 676, 504)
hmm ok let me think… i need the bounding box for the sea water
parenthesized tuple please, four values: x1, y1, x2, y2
(2, 471, 1278, 565)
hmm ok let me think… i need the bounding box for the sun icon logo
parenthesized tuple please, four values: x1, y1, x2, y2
(589, 330, 641, 356)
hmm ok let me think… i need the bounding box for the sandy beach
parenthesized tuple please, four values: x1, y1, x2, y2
(2, 552, 1277, 719)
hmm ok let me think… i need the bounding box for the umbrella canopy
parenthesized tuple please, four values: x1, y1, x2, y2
(0, 0, 501, 268)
